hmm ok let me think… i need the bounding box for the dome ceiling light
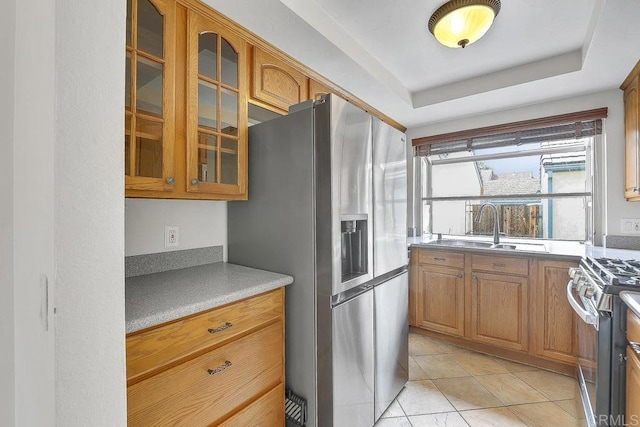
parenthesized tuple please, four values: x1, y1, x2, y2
(428, 0, 501, 49)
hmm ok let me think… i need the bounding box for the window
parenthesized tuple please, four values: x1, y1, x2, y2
(414, 109, 607, 243)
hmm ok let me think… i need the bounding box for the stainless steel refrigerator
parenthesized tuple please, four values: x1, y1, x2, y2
(228, 94, 408, 426)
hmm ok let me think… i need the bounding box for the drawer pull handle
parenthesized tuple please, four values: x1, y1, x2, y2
(434, 257, 447, 261)
(208, 322, 233, 334)
(631, 342, 640, 356)
(493, 263, 506, 268)
(207, 360, 232, 376)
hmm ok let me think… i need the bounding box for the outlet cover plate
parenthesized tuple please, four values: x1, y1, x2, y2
(165, 226, 180, 248)
(621, 219, 640, 235)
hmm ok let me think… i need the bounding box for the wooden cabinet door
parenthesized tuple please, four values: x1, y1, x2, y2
(624, 74, 640, 200)
(471, 271, 528, 351)
(416, 264, 465, 337)
(185, 10, 248, 198)
(125, 0, 176, 191)
(532, 260, 578, 364)
(627, 346, 640, 423)
(251, 47, 309, 112)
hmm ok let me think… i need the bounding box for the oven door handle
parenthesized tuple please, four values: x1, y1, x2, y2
(566, 281, 599, 328)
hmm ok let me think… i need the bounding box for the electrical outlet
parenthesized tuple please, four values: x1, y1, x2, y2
(165, 226, 179, 248)
(621, 219, 640, 235)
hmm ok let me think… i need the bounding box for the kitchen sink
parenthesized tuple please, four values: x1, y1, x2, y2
(424, 238, 548, 253)
(491, 243, 517, 250)
(425, 239, 493, 249)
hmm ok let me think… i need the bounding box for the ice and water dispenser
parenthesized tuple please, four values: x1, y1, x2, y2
(340, 215, 368, 283)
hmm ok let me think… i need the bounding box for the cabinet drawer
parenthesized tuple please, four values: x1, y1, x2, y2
(219, 383, 285, 427)
(418, 249, 464, 268)
(126, 288, 283, 385)
(127, 320, 284, 426)
(628, 309, 640, 343)
(471, 254, 528, 276)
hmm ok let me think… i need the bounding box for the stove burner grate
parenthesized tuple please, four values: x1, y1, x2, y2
(589, 257, 640, 287)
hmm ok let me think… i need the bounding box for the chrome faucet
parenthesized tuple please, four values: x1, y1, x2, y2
(475, 203, 500, 244)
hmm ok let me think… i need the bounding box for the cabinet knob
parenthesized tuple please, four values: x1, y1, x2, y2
(457, 274, 463, 279)
(191, 178, 200, 186)
(472, 275, 478, 281)
(166, 176, 175, 185)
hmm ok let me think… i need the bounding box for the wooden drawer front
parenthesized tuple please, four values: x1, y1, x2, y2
(418, 249, 464, 268)
(128, 321, 284, 426)
(219, 383, 285, 427)
(628, 309, 640, 343)
(126, 288, 283, 385)
(472, 254, 528, 276)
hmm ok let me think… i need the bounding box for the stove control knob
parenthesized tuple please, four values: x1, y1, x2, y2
(569, 268, 582, 284)
(584, 287, 595, 298)
(575, 278, 586, 292)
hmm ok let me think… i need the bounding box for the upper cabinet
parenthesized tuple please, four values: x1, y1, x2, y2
(125, 0, 248, 200)
(125, 0, 176, 192)
(124, 0, 404, 200)
(622, 60, 640, 201)
(308, 79, 332, 102)
(250, 47, 309, 113)
(186, 11, 247, 197)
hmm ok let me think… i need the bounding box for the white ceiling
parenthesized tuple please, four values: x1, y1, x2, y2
(204, 0, 640, 129)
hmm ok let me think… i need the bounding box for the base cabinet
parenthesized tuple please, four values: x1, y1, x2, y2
(410, 250, 465, 337)
(416, 264, 465, 337)
(470, 271, 528, 352)
(410, 248, 579, 369)
(533, 260, 578, 364)
(626, 346, 640, 422)
(126, 288, 285, 426)
(627, 310, 640, 422)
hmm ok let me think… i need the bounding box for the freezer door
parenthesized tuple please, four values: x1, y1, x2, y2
(372, 118, 407, 276)
(332, 289, 375, 427)
(374, 272, 409, 420)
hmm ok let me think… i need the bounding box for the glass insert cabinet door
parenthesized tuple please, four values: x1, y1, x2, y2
(125, 0, 175, 191)
(186, 11, 247, 196)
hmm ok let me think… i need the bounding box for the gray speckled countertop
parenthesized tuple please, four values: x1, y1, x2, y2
(408, 236, 640, 261)
(125, 262, 293, 333)
(621, 291, 640, 319)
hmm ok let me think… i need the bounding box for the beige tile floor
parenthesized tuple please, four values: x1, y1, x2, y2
(375, 333, 587, 427)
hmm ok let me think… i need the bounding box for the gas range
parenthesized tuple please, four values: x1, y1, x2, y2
(570, 257, 640, 313)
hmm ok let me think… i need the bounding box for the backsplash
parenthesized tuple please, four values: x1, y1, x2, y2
(125, 245, 223, 277)
(604, 235, 640, 251)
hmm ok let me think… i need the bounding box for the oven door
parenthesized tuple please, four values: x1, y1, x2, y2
(566, 281, 602, 427)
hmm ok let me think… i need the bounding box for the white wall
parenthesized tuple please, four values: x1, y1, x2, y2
(54, 0, 127, 425)
(407, 89, 640, 238)
(125, 199, 228, 259)
(1, 0, 58, 425)
(0, 0, 16, 424)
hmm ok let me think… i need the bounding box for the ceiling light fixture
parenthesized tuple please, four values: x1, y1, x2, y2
(428, 0, 501, 49)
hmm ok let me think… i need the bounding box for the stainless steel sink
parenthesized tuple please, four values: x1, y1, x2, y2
(491, 243, 517, 250)
(424, 239, 548, 253)
(426, 239, 493, 249)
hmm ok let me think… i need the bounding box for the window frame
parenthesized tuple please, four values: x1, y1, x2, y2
(413, 111, 607, 244)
